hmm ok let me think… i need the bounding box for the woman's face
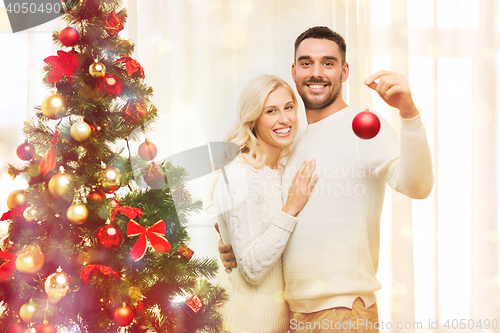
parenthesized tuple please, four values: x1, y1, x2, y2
(254, 87, 297, 150)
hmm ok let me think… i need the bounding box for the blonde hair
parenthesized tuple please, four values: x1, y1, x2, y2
(223, 74, 298, 171)
(206, 74, 298, 213)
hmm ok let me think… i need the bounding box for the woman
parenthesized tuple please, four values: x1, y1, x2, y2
(212, 74, 318, 333)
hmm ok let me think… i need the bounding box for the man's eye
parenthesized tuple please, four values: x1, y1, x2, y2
(325, 62, 333, 66)
(302, 62, 310, 66)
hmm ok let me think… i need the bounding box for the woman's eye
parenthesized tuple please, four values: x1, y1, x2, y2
(285, 106, 294, 110)
(267, 109, 277, 114)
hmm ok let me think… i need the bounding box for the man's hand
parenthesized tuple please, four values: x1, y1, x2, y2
(365, 70, 419, 119)
(215, 223, 237, 274)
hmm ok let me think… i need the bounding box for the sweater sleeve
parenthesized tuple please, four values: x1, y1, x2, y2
(361, 112, 434, 199)
(214, 163, 298, 285)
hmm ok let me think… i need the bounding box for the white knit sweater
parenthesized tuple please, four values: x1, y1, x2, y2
(213, 160, 298, 333)
(280, 106, 434, 313)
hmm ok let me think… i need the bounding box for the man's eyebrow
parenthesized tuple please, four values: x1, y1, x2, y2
(297, 55, 339, 62)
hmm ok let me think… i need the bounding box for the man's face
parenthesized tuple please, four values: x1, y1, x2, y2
(292, 38, 348, 110)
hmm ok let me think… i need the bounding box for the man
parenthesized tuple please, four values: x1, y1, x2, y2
(217, 26, 433, 332)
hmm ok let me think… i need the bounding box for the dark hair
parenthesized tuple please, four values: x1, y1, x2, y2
(294, 26, 347, 64)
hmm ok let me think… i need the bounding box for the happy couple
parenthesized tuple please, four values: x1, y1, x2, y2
(211, 26, 433, 333)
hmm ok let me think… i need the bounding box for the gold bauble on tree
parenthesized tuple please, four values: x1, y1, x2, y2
(70, 121, 92, 142)
(41, 92, 67, 120)
(89, 60, 106, 77)
(7, 189, 27, 210)
(45, 267, 70, 303)
(15, 245, 44, 273)
(23, 206, 38, 222)
(98, 166, 122, 193)
(67, 203, 88, 225)
(48, 169, 74, 201)
(19, 302, 40, 323)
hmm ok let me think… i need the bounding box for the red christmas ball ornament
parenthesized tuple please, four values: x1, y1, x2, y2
(138, 140, 158, 161)
(87, 188, 106, 203)
(96, 221, 124, 250)
(16, 141, 36, 161)
(8, 323, 27, 333)
(59, 27, 79, 47)
(352, 109, 381, 140)
(36, 323, 56, 333)
(113, 304, 134, 326)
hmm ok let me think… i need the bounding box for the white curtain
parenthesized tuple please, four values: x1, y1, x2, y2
(1, 1, 499, 332)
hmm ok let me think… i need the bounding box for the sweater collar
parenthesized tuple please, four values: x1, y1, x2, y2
(305, 106, 356, 131)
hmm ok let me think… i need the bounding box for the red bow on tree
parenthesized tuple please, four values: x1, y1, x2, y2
(44, 50, 79, 83)
(127, 219, 171, 262)
(0, 251, 18, 281)
(0, 206, 25, 221)
(80, 264, 120, 283)
(113, 55, 145, 80)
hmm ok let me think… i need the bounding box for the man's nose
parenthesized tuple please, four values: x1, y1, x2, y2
(311, 63, 323, 78)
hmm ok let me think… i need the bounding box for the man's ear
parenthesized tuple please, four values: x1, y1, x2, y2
(342, 62, 349, 83)
(291, 62, 296, 82)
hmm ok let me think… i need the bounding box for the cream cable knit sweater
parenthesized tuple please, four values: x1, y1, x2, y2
(281, 106, 434, 313)
(214, 160, 298, 333)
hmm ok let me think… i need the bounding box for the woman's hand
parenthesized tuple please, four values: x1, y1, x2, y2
(282, 159, 318, 217)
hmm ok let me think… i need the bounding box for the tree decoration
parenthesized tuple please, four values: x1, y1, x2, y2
(174, 244, 194, 263)
(113, 55, 145, 79)
(8, 323, 27, 333)
(39, 130, 59, 175)
(113, 304, 134, 326)
(87, 188, 105, 203)
(41, 92, 68, 120)
(173, 186, 191, 204)
(23, 206, 38, 223)
(59, 26, 79, 47)
(121, 100, 146, 123)
(89, 59, 106, 78)
(66, 203, 88, 225)
(43, 50, 79, 84)
(98, 166, 122, 193)
(0, 251, 18, 281)
(36, 323, 56, 333)
(184, 294, 205, 317)
(127, 219, 171, 261)
(96, 220, 124, 250)
(15, 245, 44, 273)
(48, 168, 74, 201)
(19, 302, 39, 323)
(70, 121, 92, 142)
(352, 107, 381, 140)
(104, 10, 125, 36)
(143, 162, 165, 188)
(6, 189, 27, 210)
(138, 139, 158, 161)
(80, 264, 120, 283)
(110, 201, 144, 222)
(98, 73, 123, 97)
(45, 267, 70, 302)
(16, 141, 36, 161)
(127, 286, 142, 300)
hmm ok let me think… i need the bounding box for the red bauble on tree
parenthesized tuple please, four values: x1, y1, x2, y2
(16, 141, 36, 161)
(113, 304, 134, 326)
(87, 188, 106, 203)
(36, 323, 56, 333)
(138, 139, 158, 160)
(59, 27, 79, 47)
(352, 108, 381, 140)
(96, 220, 124, 250)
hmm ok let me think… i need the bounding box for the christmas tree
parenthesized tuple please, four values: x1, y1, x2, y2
(0, 0, 225, 332)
